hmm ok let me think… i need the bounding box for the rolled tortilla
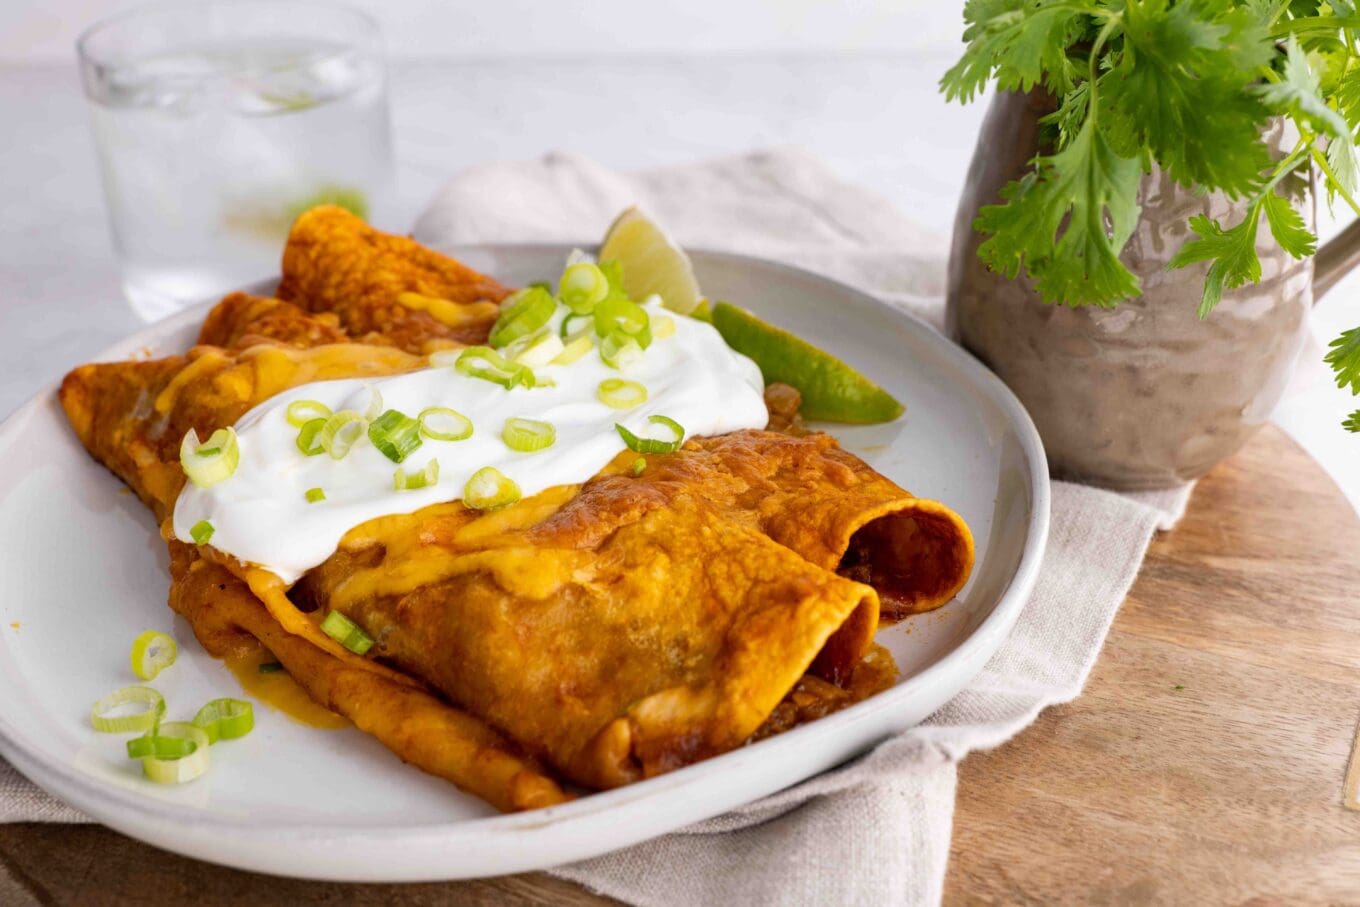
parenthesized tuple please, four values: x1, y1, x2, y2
(293, 430, 971, 787)
(276, 205, 512, 352)
(167, 538, 569, 811)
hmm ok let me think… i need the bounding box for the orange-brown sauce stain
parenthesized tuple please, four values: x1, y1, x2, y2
(224, 648, 349, 730)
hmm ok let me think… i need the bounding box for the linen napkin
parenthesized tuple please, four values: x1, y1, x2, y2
(412, 149, 1190, 905)
(0, 148, 1189, 906)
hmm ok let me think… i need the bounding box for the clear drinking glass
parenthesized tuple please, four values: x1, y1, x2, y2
(78, 1, 396, 322)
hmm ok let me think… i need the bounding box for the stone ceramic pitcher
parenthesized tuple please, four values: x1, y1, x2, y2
(946, 91, 1360, 490)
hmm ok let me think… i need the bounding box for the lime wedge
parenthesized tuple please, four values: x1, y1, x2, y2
(598, 206, 704, 315)
(711, 302, 904, 424)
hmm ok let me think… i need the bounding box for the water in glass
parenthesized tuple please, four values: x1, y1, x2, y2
(86, 37, 394, 321)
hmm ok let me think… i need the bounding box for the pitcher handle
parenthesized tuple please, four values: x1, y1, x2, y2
(1312, 219, 1360, 300)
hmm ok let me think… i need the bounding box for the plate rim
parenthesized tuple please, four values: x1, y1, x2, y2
(0, 244, 1050, 871)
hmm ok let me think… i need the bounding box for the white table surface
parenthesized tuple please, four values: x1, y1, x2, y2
(2, 54, 1356, 508)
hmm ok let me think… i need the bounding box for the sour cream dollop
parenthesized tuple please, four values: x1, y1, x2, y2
(173, 308, 768, 583)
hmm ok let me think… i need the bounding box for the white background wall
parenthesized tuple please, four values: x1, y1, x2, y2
(4, 0, 965, 63)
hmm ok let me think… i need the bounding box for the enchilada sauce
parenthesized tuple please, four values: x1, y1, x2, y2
(224, 647, 350, 730)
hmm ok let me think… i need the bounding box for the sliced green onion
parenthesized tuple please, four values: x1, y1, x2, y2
(527, 279, 552, 293)
(179, 427, 240, 488)
(600, 332, 644, 369)
(90, 685, 166, 734)
(129, 630, 177, 681)
(394, 458, 440, 491)
(652, 314, 676, 339)
(594, 295, 651, 347)
(367, 409, 423, 463)
(318, 410, 367, 459)
(455, 346, 533, 389)
(502, 417, 556, 453)
(296, 417, 327, 456)
(559, 262, 610, 314)
(616, 415, 686, 454)
(418, 407, 473, 441)
(499, 329, 538, 357)
(599, 258, 626, 291)
(127, 733, 196, 761)
(463, 466, 521, 510)
(189, 519, 214, 546)
(305, 487, 326, 503)
(507, 330, 565, 368)
(285, 399, 331, 427)
(489, 287, 557, 348)
(321, 610, 374, 654)
(560, 311, 594, 341)
(362, 385, 384, 422)
(553, 333, 594, 365)
(597, 378, 648, 409)
(258, 661, 284, 674)
(631, 457, 647, 476)
(192, 698, 255, 744)
(136, 721, 210, 785)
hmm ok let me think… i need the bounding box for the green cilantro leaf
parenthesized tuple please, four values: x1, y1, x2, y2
(1261, 190, 1318, 258)
(1038, 82, 1090, 149)
(1311, 46, 1350, 99)
(1344, 410, 1360, 432)
(975, 117, 1142, 306)
(1217, 3, 1282, 70)
(1103, 0, 1272, 197)
(1168, 187, 1313, 319)
(1326, 59, 1360, 199)
(1166, 206, 1265, 318)
(1336, 66, 1360, 128)
(1326, 326, 1360, 393)
(940, 0, 1088, 103)
(1254, 37, 1350, 139)
(1326, 132, 1360, 195)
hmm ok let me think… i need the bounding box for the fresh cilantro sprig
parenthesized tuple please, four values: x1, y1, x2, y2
(974, 116, 1143, 306)
(943, 0, 1360, 431)
(1167, 144, 1316, 317)
(1327, 326, 1360, 430)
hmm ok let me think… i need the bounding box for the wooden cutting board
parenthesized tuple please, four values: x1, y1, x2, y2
(1, 425, 1356, 905)
(945, 424, 1360, 905)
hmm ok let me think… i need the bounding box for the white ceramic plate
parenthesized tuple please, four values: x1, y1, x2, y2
(0, 246, 1048, 881)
